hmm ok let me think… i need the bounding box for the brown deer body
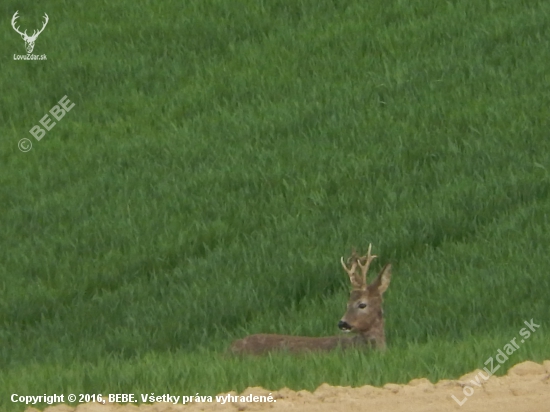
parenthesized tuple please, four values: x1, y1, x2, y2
(230, 244, 392, 355)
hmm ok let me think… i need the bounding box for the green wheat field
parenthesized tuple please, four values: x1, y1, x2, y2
(1, 0, 549, 410)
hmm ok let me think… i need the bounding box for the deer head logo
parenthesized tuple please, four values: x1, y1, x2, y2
(11, 11, 49, 54)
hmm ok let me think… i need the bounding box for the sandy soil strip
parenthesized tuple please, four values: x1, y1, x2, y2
(25, 360, 550, 412)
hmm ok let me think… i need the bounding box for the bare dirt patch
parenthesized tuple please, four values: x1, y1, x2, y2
(27, 360, 550, 412)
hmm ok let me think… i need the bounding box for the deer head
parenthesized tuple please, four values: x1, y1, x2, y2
(11, 11, 49, 54)
(338, 244, 392, 348)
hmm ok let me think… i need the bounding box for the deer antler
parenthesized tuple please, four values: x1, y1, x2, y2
(357, 243, 378, 286)
(11, 11, 48, 40)
(11, 11, 27, 37)
(340, 248, 363, 289)
(31, 13, 49, 39)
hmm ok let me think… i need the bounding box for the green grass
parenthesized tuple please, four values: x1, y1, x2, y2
(1, 0, 550, 410)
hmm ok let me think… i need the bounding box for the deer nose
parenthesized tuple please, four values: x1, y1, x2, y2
(338, 320, 351, 330)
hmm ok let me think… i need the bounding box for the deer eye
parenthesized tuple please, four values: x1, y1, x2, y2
(358, 303, 367, 309)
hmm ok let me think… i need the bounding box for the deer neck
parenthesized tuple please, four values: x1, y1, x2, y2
(358, 315, 385, 348)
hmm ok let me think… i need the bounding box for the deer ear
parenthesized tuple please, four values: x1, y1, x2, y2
(374, 264, 391, 295)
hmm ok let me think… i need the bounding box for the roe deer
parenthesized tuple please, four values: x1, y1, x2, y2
(230, 244, 392, 355)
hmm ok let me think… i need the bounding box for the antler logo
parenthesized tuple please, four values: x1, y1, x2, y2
(11, 11, 49, 54)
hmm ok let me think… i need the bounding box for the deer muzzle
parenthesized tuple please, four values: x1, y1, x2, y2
(338, 320, 352, 332)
